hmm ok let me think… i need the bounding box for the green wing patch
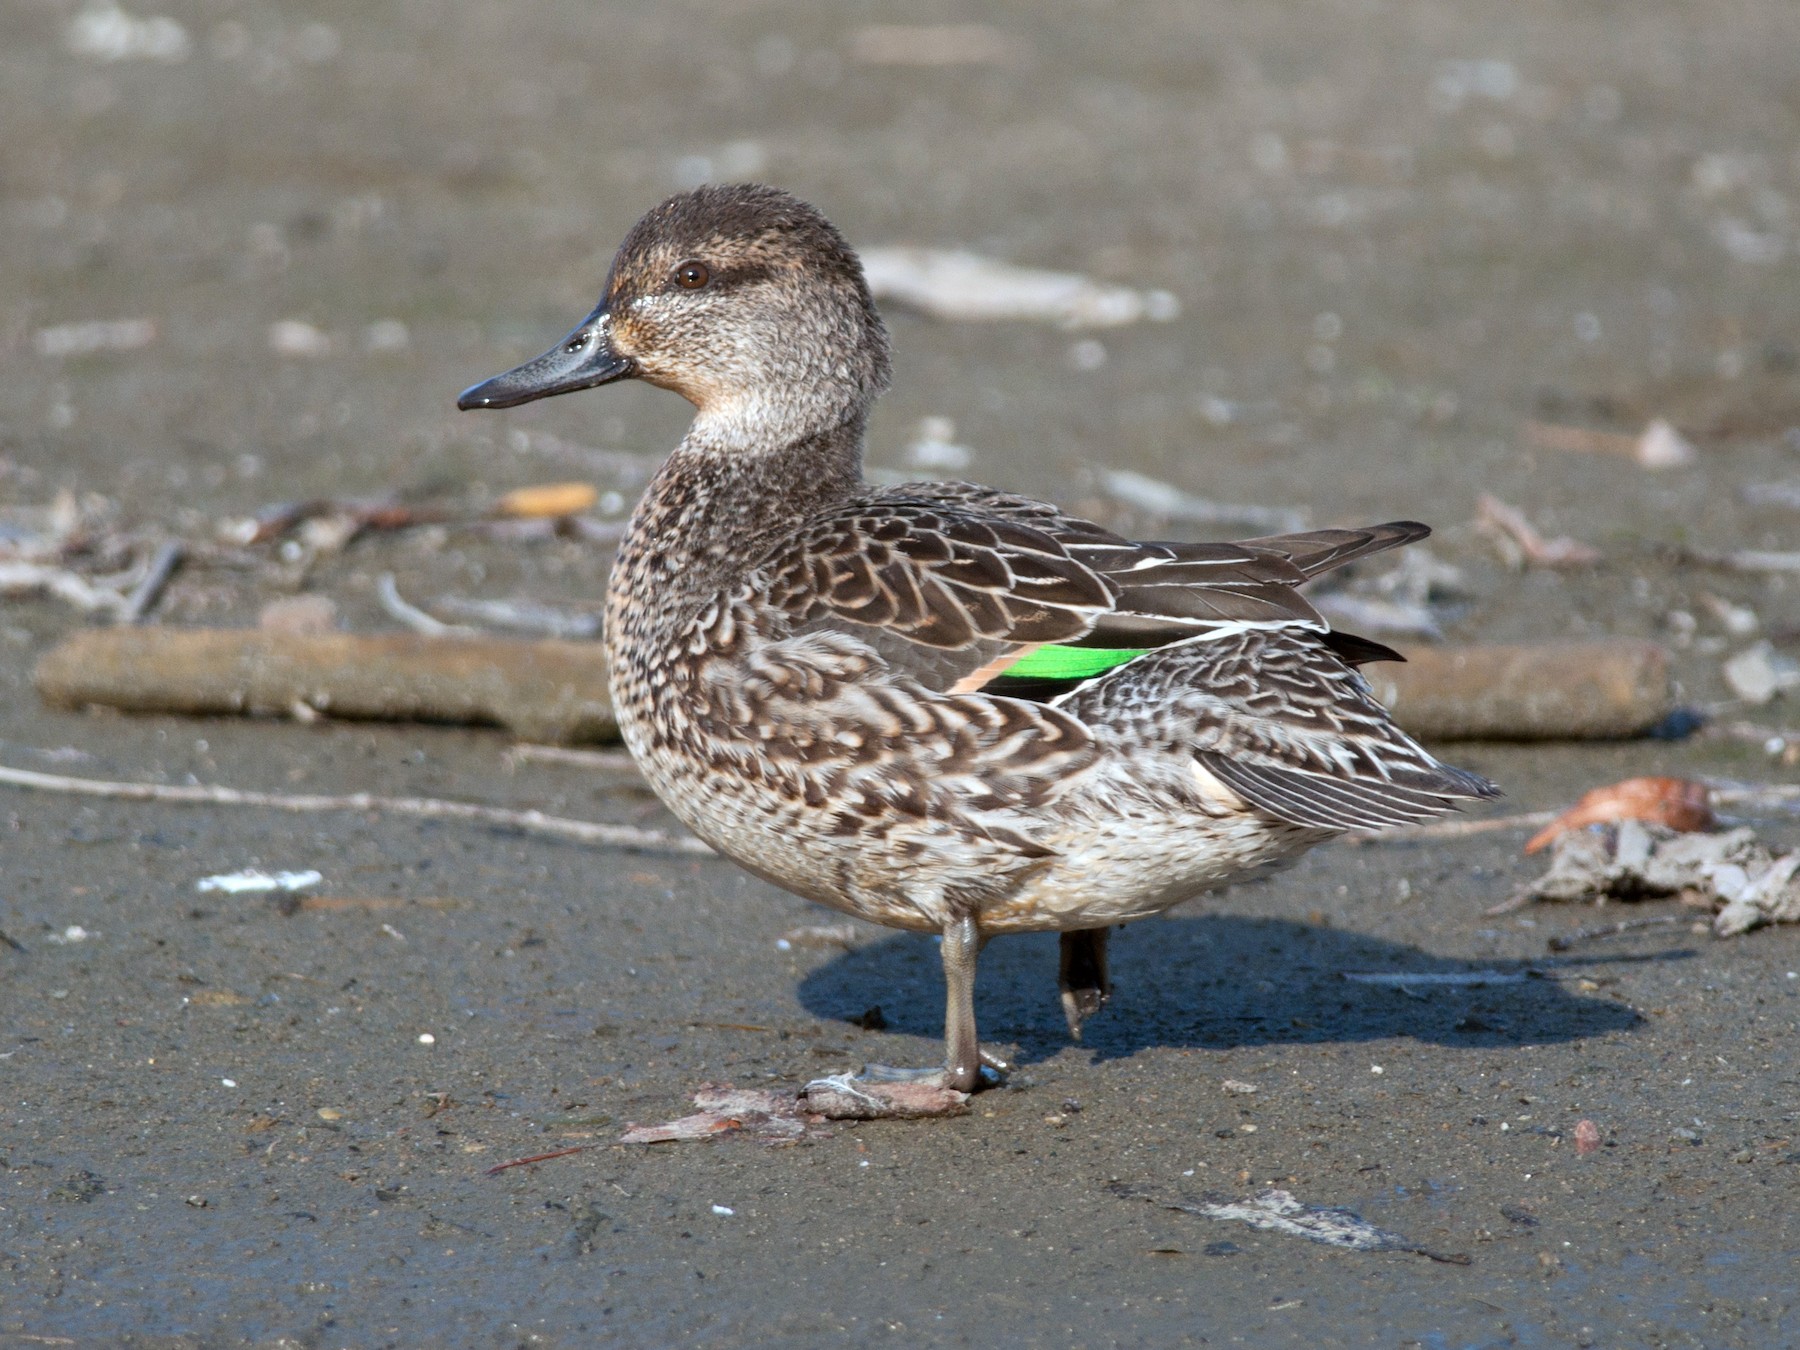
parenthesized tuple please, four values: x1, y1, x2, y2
(1000, 644, 1150, 681)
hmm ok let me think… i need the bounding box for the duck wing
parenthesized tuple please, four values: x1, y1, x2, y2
(758, 483, 1423, 694)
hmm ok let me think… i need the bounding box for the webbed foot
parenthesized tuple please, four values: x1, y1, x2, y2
(796, 914, 998, 1118)
(1059, 927, 1112, 1041)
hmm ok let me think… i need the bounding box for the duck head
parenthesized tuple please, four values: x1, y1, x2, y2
(458, 183, 891, 443)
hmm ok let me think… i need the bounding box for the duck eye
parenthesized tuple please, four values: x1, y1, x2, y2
(563, 334, 587, 354)
(674, 260, 710, 290)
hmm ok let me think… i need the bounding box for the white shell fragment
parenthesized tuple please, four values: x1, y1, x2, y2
(195, 869, 324, 894)
(1112, 1183, 1466, 1262)
(1723, 642, 1800, 704)
(1634, 418, 1697, 468)
(860, 247, 1180, 329)
(267, 320, 333, 358)
(67, 2, 190, 62)
(34, 319, 158, 358)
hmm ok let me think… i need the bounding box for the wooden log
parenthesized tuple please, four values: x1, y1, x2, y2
(35, 628, 615, 745)
(33, 629, 1677, 746)
(1365, 638, 1675, 741)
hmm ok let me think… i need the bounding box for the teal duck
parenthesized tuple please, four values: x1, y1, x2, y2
(459, 184, 1497, 1100)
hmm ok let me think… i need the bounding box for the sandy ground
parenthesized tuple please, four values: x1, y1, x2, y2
(3, 0, 1799, 1344)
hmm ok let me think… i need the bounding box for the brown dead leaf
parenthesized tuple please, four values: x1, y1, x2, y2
(1524, 776, 1714, 854)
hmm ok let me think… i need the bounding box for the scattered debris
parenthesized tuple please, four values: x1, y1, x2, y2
(775, 924, 862, 951)
(45, 925, 95, 944)
(846, 23, 1021, 66)
(1363, 638, 1676, 741)
(1723, 642, 1800, 704)
(1503, 819, 1800, 937)
(1574, 1120, 1603, 1155)
(362, 320, 411, 353)
(1744, 480, 1800, 511)
(375, 573, 476, 637)
(1545, 914, 1685, 950)
(66, 2, 189, 62)
(1475, 494, 1601, 569)
(0, 561, 133, 618)
(267, 320, 332, 358)
(1633, 418, 1700, 468)
(1698, 593, 1760, 637)
(495, 482, 599, 519)
(798, 1073, 972, 1120)
(1312, 592, 1443, 640)
(860, 247, 1180, 330)
(120, 541, 183, 623)
(1524, 418, 1696, 469)
(1221, 1079, 1260, 1096)
(1699, 720, 1800, 767)
(1524, 777, 1715, 854)
(1108, 1183, 1470, 1263)
(34, 318, 158, 358)
(1678, 547, 1800, 575)
(620, 1084, 822, 1145)
(430, 595, 602, 640)
(484, 1145, 591, 1177)
(1095, 468, 1307, 534)
(196, 869, 322, 894)
(35, 627, 619, 744)
(1313, 548, 1472, 638)
(0, 762, 711, 856)
(1374, 780, 1800, 846)
(620, 1074, 975, 1142)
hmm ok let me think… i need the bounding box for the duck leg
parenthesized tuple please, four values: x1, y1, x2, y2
(1059, 927, 1111, 1041)
(806, 914, 1003, 1117)
(938, 913, 987, 1091)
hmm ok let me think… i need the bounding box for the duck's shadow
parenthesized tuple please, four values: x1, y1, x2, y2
(796, 914, 1662, 1066)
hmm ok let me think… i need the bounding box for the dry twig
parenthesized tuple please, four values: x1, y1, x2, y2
(0, 763, 711, 856)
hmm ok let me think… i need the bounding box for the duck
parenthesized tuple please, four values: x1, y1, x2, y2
(458, 183, 1498, 1107)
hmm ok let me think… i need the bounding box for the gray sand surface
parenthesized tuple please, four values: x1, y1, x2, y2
(2, 1, 1797, 1344)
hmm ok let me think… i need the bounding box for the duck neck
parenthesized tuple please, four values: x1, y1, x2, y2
(613, 408, 866, 603)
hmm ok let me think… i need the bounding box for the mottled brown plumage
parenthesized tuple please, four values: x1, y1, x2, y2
(459, 183, 1498, 1100)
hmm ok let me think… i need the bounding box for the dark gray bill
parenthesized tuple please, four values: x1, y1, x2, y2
(456, 309, 631, 410)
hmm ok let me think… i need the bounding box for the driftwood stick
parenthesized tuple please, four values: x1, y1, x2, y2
(35, 628, 615, 745)
(121, 541, 184, 624)
(0, 763, 712, 856)
(36, 630, 1676, 746)
(1365, 639, 1675, 741)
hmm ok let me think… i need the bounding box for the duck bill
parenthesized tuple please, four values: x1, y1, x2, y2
(456, 310, 632, 410)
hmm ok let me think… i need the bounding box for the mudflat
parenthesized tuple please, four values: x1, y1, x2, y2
(2, 1, 1797, 1344)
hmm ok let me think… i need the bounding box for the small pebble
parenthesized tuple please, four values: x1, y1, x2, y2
(711, 1204, 734, 1216)
(417, 1033, 435, 1045)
